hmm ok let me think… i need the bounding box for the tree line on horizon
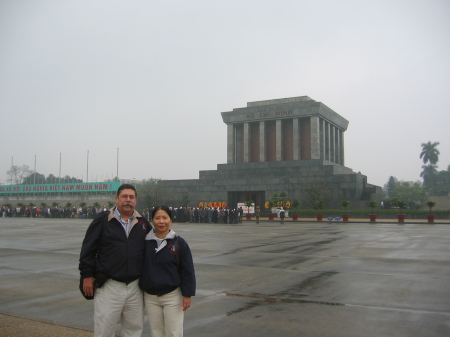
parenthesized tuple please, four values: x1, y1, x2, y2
(3, 169, 120, 186)
(382, 141, 449, 209)
(4, 141, 449, 211)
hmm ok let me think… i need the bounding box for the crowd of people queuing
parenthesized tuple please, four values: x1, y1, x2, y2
(0, 205, 106, 219)
(143, 206, 245, 224)
(1, 204, 248, 224)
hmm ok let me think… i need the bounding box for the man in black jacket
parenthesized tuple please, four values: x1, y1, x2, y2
(79, 184, 151, 337)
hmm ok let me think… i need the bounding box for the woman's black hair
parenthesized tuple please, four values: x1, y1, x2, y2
(151, 206, 172, 220)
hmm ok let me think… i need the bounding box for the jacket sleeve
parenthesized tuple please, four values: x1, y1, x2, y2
(79, 213, 106, 278)
(179, 237, 196, 297)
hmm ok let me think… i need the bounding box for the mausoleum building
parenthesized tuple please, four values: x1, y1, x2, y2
(161, 96, 381, 210)
(223, 96, 347, 165)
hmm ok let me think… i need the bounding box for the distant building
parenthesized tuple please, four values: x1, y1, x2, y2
(160, 96, 381, 209)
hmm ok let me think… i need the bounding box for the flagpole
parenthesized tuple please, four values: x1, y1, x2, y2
(59, 153, 61, 185)
(116, 148, 119, 181)
(87, 150, 89, 183)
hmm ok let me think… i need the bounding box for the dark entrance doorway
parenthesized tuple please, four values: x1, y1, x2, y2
(227, 191, 265, 210)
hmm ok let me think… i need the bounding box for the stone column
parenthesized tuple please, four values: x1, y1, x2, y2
(243, 122, 250, 163)
(235, 124, 243, 163)
(320, 118, 325, 160)
(259, 121, 266, 162)
(337, 127, 341, 164)
(340, 129, 345, 165)
(325, 121, 330, 161)
(227, 124, 235, 164)
(310, 116, 320, 159)
(276, 119, 282, 161)
(293, 118, 299, 160)
(330, 125, 335, 163)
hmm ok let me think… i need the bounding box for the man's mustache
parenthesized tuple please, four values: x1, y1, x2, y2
(122, 202, 134, 207)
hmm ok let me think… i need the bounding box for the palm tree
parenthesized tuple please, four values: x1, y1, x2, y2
(420, 142, 440, 192)
(420, 164, 438, 188)
(420, 141, 440, 165)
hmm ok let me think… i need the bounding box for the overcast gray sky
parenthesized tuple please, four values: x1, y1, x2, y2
(1, 0, 449, 188)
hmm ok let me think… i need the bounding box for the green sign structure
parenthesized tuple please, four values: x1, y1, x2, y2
(0, 182, 121, 194)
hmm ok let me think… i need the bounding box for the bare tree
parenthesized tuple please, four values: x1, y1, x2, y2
(7, 165, 32, 185)
(136, 178, 173, 208)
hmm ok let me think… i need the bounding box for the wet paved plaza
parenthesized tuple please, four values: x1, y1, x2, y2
(1, 217, 450, 336)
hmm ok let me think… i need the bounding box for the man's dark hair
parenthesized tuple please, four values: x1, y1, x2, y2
(117, 184, 137, 197)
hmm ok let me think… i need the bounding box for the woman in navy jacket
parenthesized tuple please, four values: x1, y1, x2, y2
(140, 206, 196, 337)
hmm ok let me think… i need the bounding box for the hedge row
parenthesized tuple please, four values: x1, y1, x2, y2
(286, 209, 450, 218)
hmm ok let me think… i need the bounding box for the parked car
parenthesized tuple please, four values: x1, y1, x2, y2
(271, 207, 288, 217)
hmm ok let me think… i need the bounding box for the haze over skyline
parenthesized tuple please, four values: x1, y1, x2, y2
(1, 0, 449, 189)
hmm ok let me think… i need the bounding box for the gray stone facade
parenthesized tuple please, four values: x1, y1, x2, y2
(160, 96, 381, 210)
(222, 96, 348, 165)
